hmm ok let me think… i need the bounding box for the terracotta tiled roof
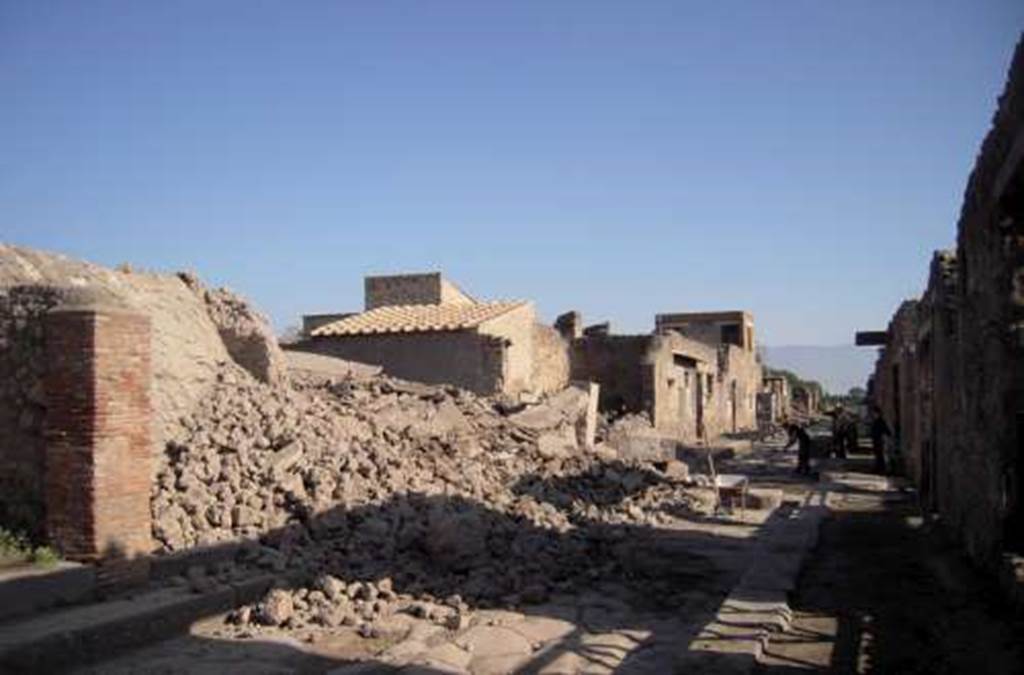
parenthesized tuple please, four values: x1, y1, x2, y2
(311, 301, 527, 337)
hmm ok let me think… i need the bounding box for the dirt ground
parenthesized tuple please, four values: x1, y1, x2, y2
(758, 455, 1024, 674)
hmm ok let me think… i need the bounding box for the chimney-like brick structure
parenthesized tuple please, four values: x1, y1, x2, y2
(45, 295, 153, 588)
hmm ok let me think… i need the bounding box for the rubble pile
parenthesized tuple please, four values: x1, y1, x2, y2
(153, 363, 712, 634)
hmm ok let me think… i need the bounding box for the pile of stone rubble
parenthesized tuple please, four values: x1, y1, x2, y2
(152, 361, 713, 635)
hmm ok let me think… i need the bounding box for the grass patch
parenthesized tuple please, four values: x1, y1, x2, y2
(0, 528, 60, 569)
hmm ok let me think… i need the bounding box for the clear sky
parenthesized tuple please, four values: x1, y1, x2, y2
(2, 2, 1022, 345)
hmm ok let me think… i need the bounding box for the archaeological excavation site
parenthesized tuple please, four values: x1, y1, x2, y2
(2, 7, 1024, 675)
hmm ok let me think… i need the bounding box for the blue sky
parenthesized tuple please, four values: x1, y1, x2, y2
(2, 2, 1021, 345)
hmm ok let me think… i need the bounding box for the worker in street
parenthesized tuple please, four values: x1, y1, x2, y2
(870, 405, 892, 474)
(843, 413, 860, 457)
(825, 407, 852, 459)
(785, 421, 813, 476)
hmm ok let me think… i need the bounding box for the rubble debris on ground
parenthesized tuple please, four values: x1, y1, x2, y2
(152, 360, 720, 640)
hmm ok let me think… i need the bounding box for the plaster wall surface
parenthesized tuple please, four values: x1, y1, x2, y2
(477, 303, 536, 394)
(295, 331, 506, 394)
(531, 323, 570, 394)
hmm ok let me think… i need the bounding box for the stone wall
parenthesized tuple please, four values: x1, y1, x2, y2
(0, 244, 286, 542)
(569, 335, 651, 415)
(531, 323, 570, 394)
(867, 37, 1024, 571)
(763, 376, 790, 422)
(294, 330, 507, 395)
(364, 272, 474, 311)
(476, 304, 536, 394)
(642, 332, 716, 439)
(703, 344, 761, 435)
(871, 301, 920, 480)
(568, 329, 758, 441)
(0, 285, 64, 539)
(181, 274, 289, 388)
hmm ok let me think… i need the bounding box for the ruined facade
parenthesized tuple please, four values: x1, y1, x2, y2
(790, 384, 821, 417)
(655, 311, 762, 434)
(296, 273, 567, 396)
(761, 374, 791, 424)
(567, 311, 763, 440)
(863, 39, 1024, 579)
(0, 245, 288, 585)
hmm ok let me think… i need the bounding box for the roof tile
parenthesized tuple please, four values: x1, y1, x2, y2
(311, 301, 526, 337)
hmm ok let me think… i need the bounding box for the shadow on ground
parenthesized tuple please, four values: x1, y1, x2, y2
(41, 459, 794, 674)
(753, 466, 1024, 675)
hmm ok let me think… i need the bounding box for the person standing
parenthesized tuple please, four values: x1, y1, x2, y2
(870, 405, 892, 474)
(843, 414, 859, 458)
(785, 422, 813, 476)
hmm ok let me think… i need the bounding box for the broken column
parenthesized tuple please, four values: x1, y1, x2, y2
(44, 291, 153, 588)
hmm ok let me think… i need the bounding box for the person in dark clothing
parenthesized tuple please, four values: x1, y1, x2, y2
(843, 418, 859, 457)
(869, 405, 891, 474)
(785, 422, 812, 476)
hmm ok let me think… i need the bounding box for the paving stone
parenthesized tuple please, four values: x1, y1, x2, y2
(417, 641, 472, 670)
(455, 625, 532, 658)
(507, 615, 578, 647)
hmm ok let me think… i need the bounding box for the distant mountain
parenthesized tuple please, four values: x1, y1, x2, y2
(759, 345, 878, 395)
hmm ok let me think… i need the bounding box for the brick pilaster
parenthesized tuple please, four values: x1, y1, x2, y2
(45, 299, 153, 588)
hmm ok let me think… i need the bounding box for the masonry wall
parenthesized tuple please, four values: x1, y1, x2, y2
(867, 37, 1024, 571)
(569, 331, 745, 440)
(0, 286, 64, 539)
(0, 245, 287, 544)
(951, 37, 1023, 564)
(531, 323, 570, 394)
(569, 335, 651, 414)
(642, 332, 714, 439)
(45, 302, 153, 586)
(714, 344, 762, 434)
(872, 301, 920, 481)
(296, 331, 507, 394)
(477, 304, 536, 394)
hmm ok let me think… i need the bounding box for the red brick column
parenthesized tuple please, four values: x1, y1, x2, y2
(45, 298, 153, 588)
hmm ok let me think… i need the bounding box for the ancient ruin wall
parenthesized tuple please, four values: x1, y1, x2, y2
(476, 303, 536, 394)
(365, 273, 443, 310)
(868, 37, 1024, 568)
(180, 274, 289, 388)
(0, 245, 286, 538)
(569, 335, 651, 415)
(0, 285, 65, 537)
(530, 323, 570, 394)
(950, 36, 1024, 564)
(295, 331, 507, 394)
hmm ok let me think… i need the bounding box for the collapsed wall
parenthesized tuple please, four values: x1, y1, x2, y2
(0, 244, 286, 538)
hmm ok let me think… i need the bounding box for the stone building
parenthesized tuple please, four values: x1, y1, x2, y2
(655, 311, 763, 434)
(295, 273, 568, 396)
(567, 310, 763, 440)
(761, 374, 791, 424)
(790, 384, 821, 418)
(569, 328, 717, 440)
(861, 38, 1024, 584)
